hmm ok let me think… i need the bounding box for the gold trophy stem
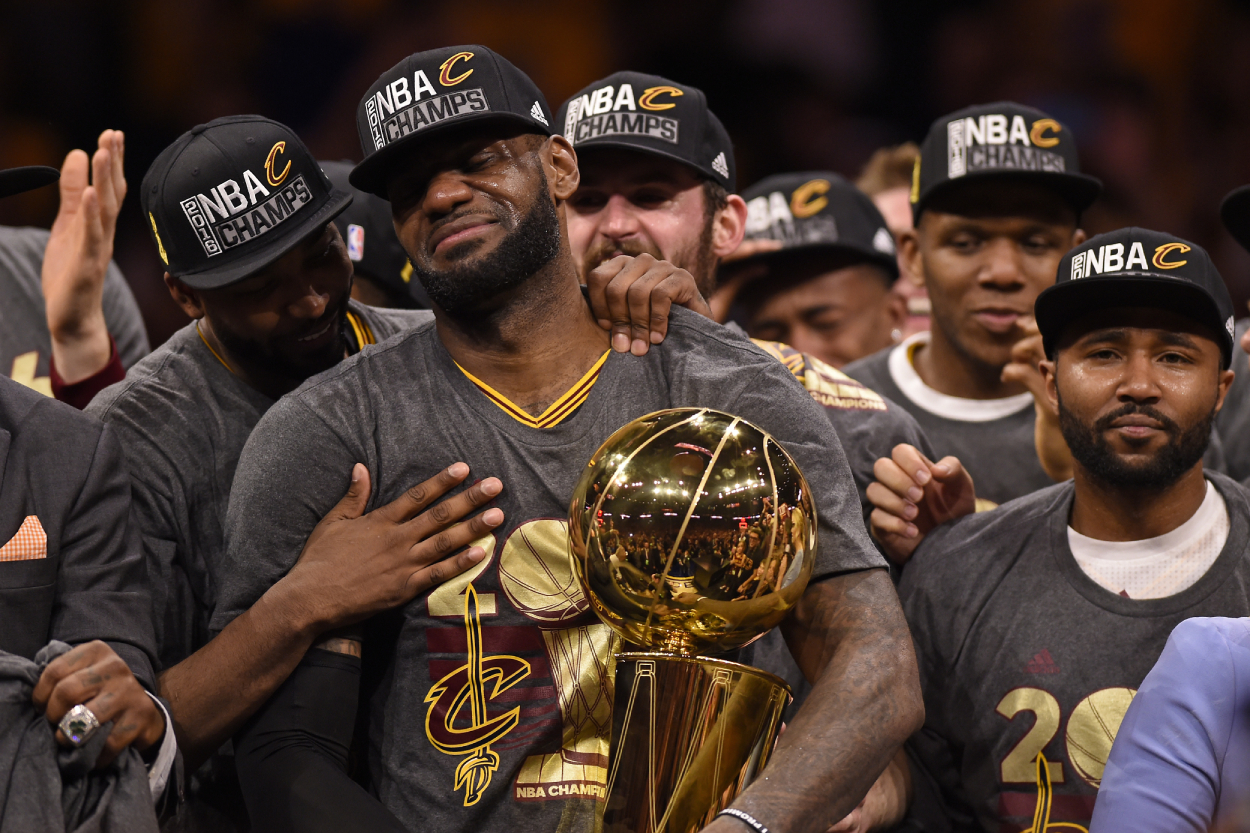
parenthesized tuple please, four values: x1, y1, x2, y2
(603, 653, 790, 833)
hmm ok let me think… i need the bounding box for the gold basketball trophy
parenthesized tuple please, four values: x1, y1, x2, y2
(569, 408, 816, 833)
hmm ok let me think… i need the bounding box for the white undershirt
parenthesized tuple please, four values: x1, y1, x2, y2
(1068, 480, 1229, 599)
(887, 331, 1035, 422)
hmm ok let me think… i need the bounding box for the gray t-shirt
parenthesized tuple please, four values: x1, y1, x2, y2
(0, 226, 149, 393)
(1217, 318, 1250, 483)
(213, 307, 884, 832)
(87, 302, 429, 670)
(898, 473, 1250, 832)
(845, 342, 1053, 505)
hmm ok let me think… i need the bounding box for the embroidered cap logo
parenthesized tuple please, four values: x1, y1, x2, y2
(440, 51, 475, 87)
(639, 86, 683, 111)
(1152, 242, 1190, 270)
(265, 142, 291, 187)
(790, 179, 830, 219)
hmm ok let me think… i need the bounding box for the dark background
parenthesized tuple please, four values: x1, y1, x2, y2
(4, 0, 1250, 346)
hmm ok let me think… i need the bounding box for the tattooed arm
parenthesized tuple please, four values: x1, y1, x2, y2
(705, 569, 923, 833)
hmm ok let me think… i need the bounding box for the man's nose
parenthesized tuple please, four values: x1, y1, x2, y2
(598, 194, 643, 240)
(288, 283, 330, 319)
(1118, 352, 1162, 402)
(978, 239, 1026, 291)
(423, 172, 474, 217)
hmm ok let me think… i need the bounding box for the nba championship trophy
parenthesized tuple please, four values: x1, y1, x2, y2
(568, 408, 816, 833)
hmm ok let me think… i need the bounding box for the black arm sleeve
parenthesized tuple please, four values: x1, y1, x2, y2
(233, 649, 407, 833)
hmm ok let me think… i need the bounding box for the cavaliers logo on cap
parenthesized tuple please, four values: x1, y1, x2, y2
(1029, 119, 1062, 148)
(638, 86, 682, 111)
(265, 142, 291, 187)
(439, 52, 475, 87)
(1152, 242, 1189, 269)
(791, 179, 830, 219)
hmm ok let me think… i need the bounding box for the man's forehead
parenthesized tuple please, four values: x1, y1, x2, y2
(576, 148, 702, 189)
(392, 127, 536, 183)
(1066, 308, 1219, 346)
(923, 179, 1076, 228)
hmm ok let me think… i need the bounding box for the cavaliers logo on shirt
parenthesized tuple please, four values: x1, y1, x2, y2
(423, 520, 616, 806)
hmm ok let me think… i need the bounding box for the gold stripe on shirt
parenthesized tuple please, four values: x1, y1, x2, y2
(456, 350, 610, 429)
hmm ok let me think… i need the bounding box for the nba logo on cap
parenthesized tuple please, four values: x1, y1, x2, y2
(347, 224, 365, 262)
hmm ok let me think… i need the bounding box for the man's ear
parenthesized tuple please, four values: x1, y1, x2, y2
(1039, 356, 1060, 416)
(1071, 227, 1088, 248)
(164, 273, 205, 320)
(545, 135, 580, 202)
(900, 227, 924, 289)
(711, 194, 748, 259)
(1215, 367, 1237, 415)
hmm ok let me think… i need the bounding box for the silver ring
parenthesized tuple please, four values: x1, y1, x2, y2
(59, 704, 100, 747)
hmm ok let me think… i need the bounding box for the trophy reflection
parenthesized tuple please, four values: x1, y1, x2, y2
(569, 408, 816, 833)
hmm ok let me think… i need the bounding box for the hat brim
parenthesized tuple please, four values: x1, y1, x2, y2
(914, 169, 1103, 224)
(174, 189, 354, 290)
(0, 166, 59, 199)
(727, 242, 900, 284)
(350, 113, 551, 199)
(1035, 274, 1231, 365)
(572, 140, 726, 188)
(1220, 185, 1250, 254)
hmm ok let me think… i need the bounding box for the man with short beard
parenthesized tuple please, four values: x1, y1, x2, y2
(558, 74, 933, 521)
(861, 228, 1250, 832)
(214, 46, 921, 833)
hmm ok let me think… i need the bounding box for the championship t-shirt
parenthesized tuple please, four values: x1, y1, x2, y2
(213, 307, 884, 832)
(0, 225, 149, 394)
(898, 474, 1250, 832)
(844, 333, 1051, 506)
(87, 302, 430, 670)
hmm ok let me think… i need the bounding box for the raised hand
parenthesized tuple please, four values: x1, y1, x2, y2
(42, 130, 127, 384)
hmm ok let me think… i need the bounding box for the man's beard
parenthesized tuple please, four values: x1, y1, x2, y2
(579, 216, 716, 297)
(215, 294, 350, 384)
(1058, 396, 1213, 491)
(413, 179, 563, 316)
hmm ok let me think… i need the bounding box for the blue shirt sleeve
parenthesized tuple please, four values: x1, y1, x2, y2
(1089, 617, 1247, 833)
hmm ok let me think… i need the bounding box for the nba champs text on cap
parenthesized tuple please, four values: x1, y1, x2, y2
(1035, 227, 1235, 366)
(557, 71, 736, 189)
(740, 171, 899, 279)
(912, 101, 1101, 222)
(141, 115, 351, 289)
(350, 45, 554, 198)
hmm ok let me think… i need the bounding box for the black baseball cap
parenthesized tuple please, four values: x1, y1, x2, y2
(321, 160, 428, 306)
(912, 102, 1101, 223)
(141, 115, 351, 289)
(1035, 227, 1235, 366)
(0, 165, 58, 199)
(1219, 185, 1250, 254)
(351, 45, 554, 199)
(737, 171, 898, 280)
(556, 71, 736, 190)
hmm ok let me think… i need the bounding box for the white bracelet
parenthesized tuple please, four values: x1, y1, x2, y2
(718, 808, 770, 833)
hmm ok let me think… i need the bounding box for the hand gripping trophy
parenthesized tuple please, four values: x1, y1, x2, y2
(569, 408, 816, 833)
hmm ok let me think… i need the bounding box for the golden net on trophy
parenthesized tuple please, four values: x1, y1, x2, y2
(569, 407, 816, 833)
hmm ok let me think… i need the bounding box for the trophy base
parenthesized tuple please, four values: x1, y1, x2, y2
(603, 652, 790, 833)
